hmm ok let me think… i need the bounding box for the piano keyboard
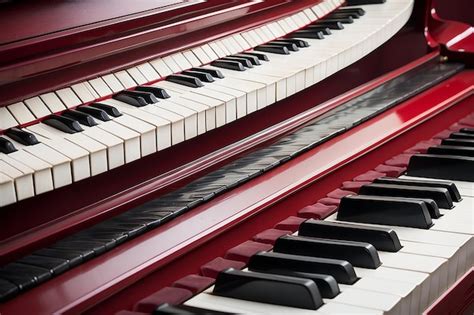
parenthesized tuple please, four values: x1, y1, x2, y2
(0, 0, 414, 206)
(129, 122, 473, 314)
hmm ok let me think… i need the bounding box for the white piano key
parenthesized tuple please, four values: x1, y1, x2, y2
(114, 71, 137, 89)
(156, 99, 199, 139)
(303, 8, 317, 21)
(5, 149, 53, 195)
(0, 108, 20, 129)
(201, 44, 219, 61)
(182, 50, 202, 67)
(88, 77, 113, 97)
(101, 98, 171, 150)
(348, 277, 416, 315)
(34, 134, 90, 182)
(171, 53, 193, 71)
(354, 266, 427, 315)
(266, 21, 286, 38)
(232, 34, 252, 50)
(7, 102, 35, 124)
(260, 25, 276, 42)
(192, 46, 212, 64)
(220, 37, 240, 55)
(7, 137, 72, 189)
(240, 31, 258, 47)
(139, 104, 185, 146)
(24, 97, 52, 119)
(331, 288, 402, 315)
(126, 67, 148, 85)
(150, 58, 173, 77)
(277, 18, 293, 34)
(0, 172, 16, 206)
(82, 126, 125, 169)
(253, 28, 271, 43)
(39, 92, 67, 112)
(95, 121, 140, 163)
(112, 115, 156, 157)
(71, 82, 97, 103)
(137, 62, 160, 82)
(27, 123, 108, 176)
(56, 88, 82, 108)
(205, 84, 246, 120)
(208, 42, 226, 58)
(162, 55, 182, 73)
(215, 40, 231, 56)
(102, 74, 125, 92)
(0, 159, 34, 201)
(283, 16, 299, 30)
(212, 76, 266, 112)
(154, 82, 214, 133)
(157, 81, 227, 127)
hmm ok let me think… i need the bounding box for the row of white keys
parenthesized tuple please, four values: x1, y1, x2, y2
(2, 136, 71, 189)
(100, 99, 171, 151)
(154, 81, 224, 129)
(27, 123, 108, 176)
(0, 153, 35, 202)
(157, 80, 239, 125)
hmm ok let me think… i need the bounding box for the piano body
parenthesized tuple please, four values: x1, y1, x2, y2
(0, 0, 473, 313)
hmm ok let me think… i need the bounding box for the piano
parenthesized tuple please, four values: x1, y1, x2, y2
(0, 0, 472, 313)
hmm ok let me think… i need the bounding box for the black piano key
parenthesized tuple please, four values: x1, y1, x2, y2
(43, 115, 83, 134)
(406, 154, 474, 182)
(181, 70, 215, 83)
(299, 220, 402, 252)
(268, 41, 299, 52)
(166, 74, 204, 88)
(312, 21, 344, 30)
(346, 0, 386, 5)
(76, 106, 111, 121)
(52, 239, 107, 256)
(339, 7, 366, 16)
(213, 268, 323, 310)
(155, 303, 232, 314)
(274, 235, 381, 269)
(114, 90, 156, 106)
(0, 263, 51, 291)
(5, 127, 39, 145)
(460, 127, 474, 134)
(358, 183, 454, 209)
(442, 138, 474, 148)
(232, 54, 261, 65)
(62, 110, 98, 127)
(275, 38, 309, 48)
(241, 52, 270, 61)
(321, 17, 354, 24)
(428, 145, 474, 158)
(449, 132, 474, 140)
(136, 86, 171, 99)
(33, 248, 86, 268)
(0, 137, 17, 154)
(0, 278, 18, 302)
(248, 251, 358, 284)
(17, 255, 69, 275)
(374, 177, 462, 202)
(190, 67, 225, 78)
(305, 26, 332, 35)
(89, 103, 122, 117)
(210, 60, 245, 71)
(337, 195, 433, 229)
(289, 30, 325, 39)
(220, 57, 253, 68)
(252, 269, 339, 298)
(254, 44, 290, 55)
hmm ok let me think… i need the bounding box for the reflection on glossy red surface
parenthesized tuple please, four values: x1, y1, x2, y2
(1, 65, 472, 314)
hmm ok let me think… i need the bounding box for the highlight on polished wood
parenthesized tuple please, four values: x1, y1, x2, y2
(0, 0, 472, 314)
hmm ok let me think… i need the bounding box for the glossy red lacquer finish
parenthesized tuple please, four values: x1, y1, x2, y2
(1, 65, 472, 314)
(424, 267, 474, 315)
(0, 0, 320, 106)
